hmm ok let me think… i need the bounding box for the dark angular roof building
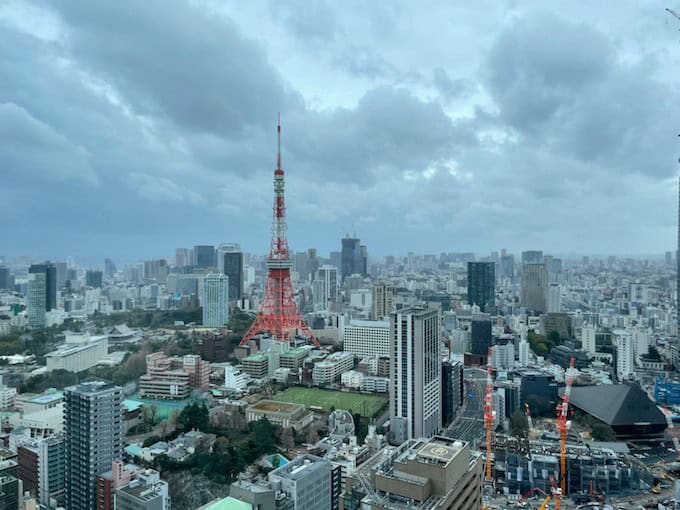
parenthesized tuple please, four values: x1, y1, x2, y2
(565, 384, 667, 439)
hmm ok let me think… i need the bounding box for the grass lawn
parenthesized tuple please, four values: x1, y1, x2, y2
(272, 387, 387, 417)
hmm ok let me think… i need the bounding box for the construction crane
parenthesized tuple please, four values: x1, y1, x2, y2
(551, 476, 562, 510)
(481, 347, 496, 510)
(525, 402, 534, 435)
(538, 494, 552, 510)
(667, 7, 680, 22)
(485, 346, 496, 481)
(556, 357, 576, 497)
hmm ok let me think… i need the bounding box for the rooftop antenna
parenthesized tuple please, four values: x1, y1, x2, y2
(277, 112, 282, 171)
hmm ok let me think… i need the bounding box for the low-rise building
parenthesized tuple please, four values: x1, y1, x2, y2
(139, 353, 210, 400)
(361, 376, 389, 393)
(241, 354, 269, 379)
(341, 370, 364, 389)
(224, 365, 251, 392)
(114, 469, 170, 510)
(45, 334, 108, 373)
(312, 352, 354, 385)
(245, 400, 313, 430)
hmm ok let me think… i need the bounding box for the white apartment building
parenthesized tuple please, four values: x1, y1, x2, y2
(312, 352, 354, 385)
(45, 334, 108, 372)
(342, 320, 390, 359)
(615, 330, 634, 380)
(581, 323, 597, 355)
(341, 370, 364, 389)
(224, 365, 250, 391)
(630, 327, 650, 359)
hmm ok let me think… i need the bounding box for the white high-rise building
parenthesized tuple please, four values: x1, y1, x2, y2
(202, 273, 229, 328)
(390, 307, 440, 444)
(27, 272, 47, 328)
(492, 341, 515, 370)
(631, 327, 650, 359)
(616, 331, 634, 380)
(581, 323, 597, 355)
(343, 320, 390, 359)
(547, 283, 561, 313)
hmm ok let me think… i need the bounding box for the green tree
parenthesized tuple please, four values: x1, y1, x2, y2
(177, 402, 210, 432)
(510, 409, 529, 438)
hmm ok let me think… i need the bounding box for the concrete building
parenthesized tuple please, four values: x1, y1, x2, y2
(0, 376, 16, 411)
(0, 475, 18, 510)
(547, 283, 561, 313)
(341, 370, 364, 389)
(114, 469, 170, 510)
(521, 263, 548, 314)
(224, 365, 250, 392)
(581, 323, 597, 355)
(268, 454, 331, 510)
(279, 348, 308, 371)
(202, 273, 229, 328)
(96, 461, 138, 510)
(313, 352, 354, 385)
(467, 262, 495, 313)
(241, 354, 269, 379)
(341, 237, 364, 280)
(218, 244, 243, 301)
(441, 360, 463, 428)
(139, 353, 209, 400)
(64, 381, 123, 510)
(615, 331, 635, 380)
(45, 334, 108, 373)
(492, 338, 515, 370)
(315, 265, 338, 308)
(372, 283, 395, 320)
(245, 401, 313, 430)
(342, 320, 390, 359)
(390, 307, 441, 444)
(85, 270, 103, 288)
(341, 436, 482, 510)
(193, 245, 215, 269)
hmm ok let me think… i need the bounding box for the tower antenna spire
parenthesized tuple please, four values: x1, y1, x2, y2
(277, 112, 281, 171)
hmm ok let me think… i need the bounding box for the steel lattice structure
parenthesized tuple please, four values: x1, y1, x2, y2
(240, 118, 319, 347)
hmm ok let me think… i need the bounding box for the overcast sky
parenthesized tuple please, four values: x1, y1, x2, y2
(1, 1, 679, 262)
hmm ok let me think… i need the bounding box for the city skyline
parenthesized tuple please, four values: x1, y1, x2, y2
(1, 1, 679, 259)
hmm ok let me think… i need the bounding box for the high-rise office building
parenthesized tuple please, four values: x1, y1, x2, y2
(202, 273, 229, 328)
(315, 265, 338, 303)
(441, 359, 464, 428)
(143, 259, 168, 283)
(174, 248, 192, 268)
(500, 254, 515, 281)
(0, 476, 18, 510)
(547, 283, 561, 313)
(470, 319, 492, 356)
(360, 245, 368, 276)
(341, 236, 362, 280)
(294, 252, 309, 282)
(521, 263, 548, 314)
(104, 258, 117, 278)
(467, 262, 495, 313)
(0, 267, 10, 290)
(27, 272, 47, 329)
(220, 246, 243, 301)
(38, 435, 65, 508)
(64, 381, 123, 510)
(390, 307, 441, 444)
(54, 262, 67, 289)
(307, 248, 320, 279)
(28, 263, 57, 312)
(372, 282, 395, 320)
(521, 250, 543, 264)
(86, 270, 103, 289)
(330, 251, 341, 270)
(194, 245, 215, 269)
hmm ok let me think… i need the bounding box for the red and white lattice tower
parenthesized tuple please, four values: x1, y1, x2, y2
(240, 118, 319, 347)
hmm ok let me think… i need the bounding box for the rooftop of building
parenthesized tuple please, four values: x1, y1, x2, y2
(64, 379, 120, 394)
(197, 496, 253, 510)
(119, 477, 166, 501)
(269, 454, 328, 480)
(280, 347, 309, 358)
(248, 400, 303, 414)
(400, 436, 468, 468)
(347, 319, 390, 329)
(243, 353, 268, 362)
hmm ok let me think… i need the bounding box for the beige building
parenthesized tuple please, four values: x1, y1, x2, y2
(245, 400, 313, 429)
(341, 436, 482, 510)
(139, 353, 209, 400)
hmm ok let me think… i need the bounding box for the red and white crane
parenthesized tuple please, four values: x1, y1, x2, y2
(556, 357, 576, 497)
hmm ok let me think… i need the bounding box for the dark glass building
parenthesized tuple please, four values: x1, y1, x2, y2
(223, 251, 244, 300)
(194, 245, 215, 269)
(441, 359, 464, 427)
(0, 267, 10, 290)
(85, 270, 103, 289)
(467, 262, 495, 312)
(341, 237, 365, 280)
(470, 319, 492, 356)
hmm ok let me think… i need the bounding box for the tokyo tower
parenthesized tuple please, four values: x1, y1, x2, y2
(240, 118, 319, 347)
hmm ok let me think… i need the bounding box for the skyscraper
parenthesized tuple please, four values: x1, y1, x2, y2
(341, 236, 362, 281)
(194, 245, 215, 269)
(500, 253, 515, 282)
(315, 265, 338, 303)
(521, 250, 543, 264)
(0, 267, 10, 290)
(220, 246, 244, 301)
(521, 263, 548, 314)
(467, 262, 495, 313)
(28, 263, 57, 311)
(372, 282, 395, 320)
(390, 307, 441, 444)
(202, 273, 229, 328)
(27, 271, 47, 328)
(174, 248, 192, 268)
(104, 258, 117, 278)
(64, 381, 123, 510)
(86, 270, 103, 288)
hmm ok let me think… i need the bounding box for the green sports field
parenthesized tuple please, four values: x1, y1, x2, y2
(272, 387, 387, 417)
